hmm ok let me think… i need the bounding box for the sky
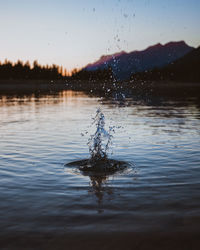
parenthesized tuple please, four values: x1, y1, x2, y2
(0, 0, 200, 72)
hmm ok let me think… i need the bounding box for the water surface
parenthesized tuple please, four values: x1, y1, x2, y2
(0, 89, 200, 233)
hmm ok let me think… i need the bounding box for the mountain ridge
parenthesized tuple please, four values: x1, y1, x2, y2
(131, 46, 200, 82)
(84, 41, 194, 80)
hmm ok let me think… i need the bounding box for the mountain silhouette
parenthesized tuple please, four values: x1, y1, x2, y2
(85, 41, 194, 80)
(131, 46, 200, 82)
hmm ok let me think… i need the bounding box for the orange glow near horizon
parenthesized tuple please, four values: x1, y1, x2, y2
(0, 58, 76, 77)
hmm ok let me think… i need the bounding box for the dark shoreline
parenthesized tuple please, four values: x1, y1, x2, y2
(0, 79, 200, 95)
(1, 231, 200, 250)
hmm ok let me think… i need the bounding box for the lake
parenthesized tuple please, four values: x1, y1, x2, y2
(0, 88, 200, 236)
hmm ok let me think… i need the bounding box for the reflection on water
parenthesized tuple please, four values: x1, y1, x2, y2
(0, 89, 200, 233)
(89, 175, 111, 213)
(0, 90, 88, 107)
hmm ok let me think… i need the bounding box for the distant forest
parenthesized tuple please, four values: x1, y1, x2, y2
(71, 67, 114, 81)
(0, 60, 114, 81)
(0, 60, 65, 80)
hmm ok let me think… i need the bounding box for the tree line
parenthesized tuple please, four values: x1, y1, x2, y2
(71, 66, 114, 81)
(0, 59, 114, 81)
(0, 60, 66, 80)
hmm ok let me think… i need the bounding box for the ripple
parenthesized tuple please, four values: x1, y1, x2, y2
(65, 158, 132, 177)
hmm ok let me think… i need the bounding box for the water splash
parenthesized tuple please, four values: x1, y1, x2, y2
(87, 108, 114, 161)
(66, 108, 129, 173)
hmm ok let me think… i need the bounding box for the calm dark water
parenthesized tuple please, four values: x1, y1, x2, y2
(0, 89, 200, 234)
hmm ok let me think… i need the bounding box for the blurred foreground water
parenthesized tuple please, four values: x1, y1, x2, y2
(0, 88, 200, 234)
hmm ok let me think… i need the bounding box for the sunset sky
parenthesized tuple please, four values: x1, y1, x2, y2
(0, 0, 199, 72)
